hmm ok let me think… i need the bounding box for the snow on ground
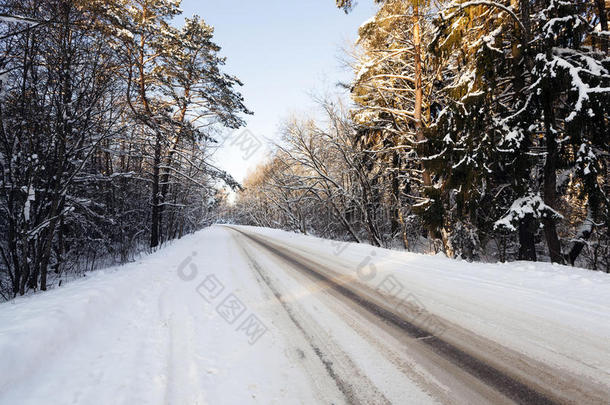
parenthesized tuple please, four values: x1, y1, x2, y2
(237, 229, 440, 404)
(0, 228, 346, 405)
(1, 225, 609, 404)
(244, 225, 610, 386)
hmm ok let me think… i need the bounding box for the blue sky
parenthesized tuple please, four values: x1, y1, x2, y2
(176, 0, 377, 183)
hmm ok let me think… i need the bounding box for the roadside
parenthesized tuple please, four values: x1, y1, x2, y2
(1, 225, 609, 404)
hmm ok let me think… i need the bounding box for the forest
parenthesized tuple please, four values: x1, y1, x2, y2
(231, 0, 609, 270)
(0, 0, 608, 300)
(0, 0, 248, 298)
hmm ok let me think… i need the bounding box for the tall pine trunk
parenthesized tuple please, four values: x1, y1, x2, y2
(157, 103, 188, 245)
(542, 94, 564, 264)
(514, 0, 537, 261)
(538, 33, 563, 264)
(413, 1, 438, 248)
(134, 7, 161, 249)
(412, 1, 431, 188)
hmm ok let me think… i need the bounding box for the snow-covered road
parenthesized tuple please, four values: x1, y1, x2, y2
(1, 225, 609, 404)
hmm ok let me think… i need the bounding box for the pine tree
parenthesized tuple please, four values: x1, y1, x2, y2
(153, 16, 249, 243)
(0, 0, 252, 297)
(344, 0, 440, 248)
(427, 0, 541, 260)
(92, 0, 248, 248)
(428, 0, 609, 264)
(526, 0, 609, 264)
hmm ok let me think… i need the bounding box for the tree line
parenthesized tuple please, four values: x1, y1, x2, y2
(0, 0, 249, 298)
(231, 0, 609, 270)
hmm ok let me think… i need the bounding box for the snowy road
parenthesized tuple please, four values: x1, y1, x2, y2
(1, 226, 609, 404)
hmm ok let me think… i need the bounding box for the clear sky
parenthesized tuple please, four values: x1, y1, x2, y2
(176, 0, 377, 183)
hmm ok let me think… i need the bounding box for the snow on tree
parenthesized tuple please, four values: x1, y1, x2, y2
(0, 0, 250, 298)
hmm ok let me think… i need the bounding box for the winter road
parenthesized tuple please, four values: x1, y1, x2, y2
(229, 226, 610, 405)
(1, 225, 609, 404)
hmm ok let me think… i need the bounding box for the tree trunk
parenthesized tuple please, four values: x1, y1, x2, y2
(53, 216, 65, 274)
(518, 215, 537, 261)
(41, 3, 73, 290)
(412, 2, 431, 188)
(134, 6, 162, 249)
(542, 94, 564, 264)
(567, 231, 592, 266)
(512, 0, 537, 262)
(150, 132, 162, 248)
(595, 0, 608, 53)
(390, 150, 401, 236)
(7, 188, 21, 296)
(157, 131, 184, 244)
(19, 255, 30, 295)
(413, 2, 438, 246)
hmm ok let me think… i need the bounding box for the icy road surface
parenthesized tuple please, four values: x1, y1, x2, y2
(1, 225, 609, 404)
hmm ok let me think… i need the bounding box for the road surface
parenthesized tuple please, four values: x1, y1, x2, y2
(1, 225, 609, 404)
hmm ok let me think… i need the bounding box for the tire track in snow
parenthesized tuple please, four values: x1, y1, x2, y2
(158, 284, 207, 405)
(274, 266, 506, 405)
(229, 227, 569, 405)
(235, 233, 391, 405)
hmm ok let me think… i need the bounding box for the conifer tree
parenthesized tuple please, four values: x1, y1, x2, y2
(427, 1, 541, 260)
(526, 0, 609, 264)
(91, 0, 248, 248)
(342, 0, 440, 248)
